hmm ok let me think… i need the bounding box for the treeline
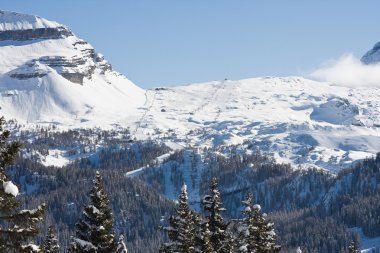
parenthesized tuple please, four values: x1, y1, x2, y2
(160, 178, 280, 252)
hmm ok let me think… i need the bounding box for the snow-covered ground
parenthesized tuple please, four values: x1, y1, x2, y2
(134, 77, 380, 172)
(125, 151, 175, 178)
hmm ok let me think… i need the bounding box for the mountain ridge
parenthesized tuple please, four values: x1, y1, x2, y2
(1, 10, 380, 172)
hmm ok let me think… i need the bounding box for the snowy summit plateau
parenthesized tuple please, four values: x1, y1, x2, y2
(1, 10, 380, 172)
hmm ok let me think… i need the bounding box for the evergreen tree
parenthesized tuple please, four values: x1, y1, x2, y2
(202, 177, 233, 253)
(348, 240, 360, 253)
(42, 225, 60, 253)
(237, 193, 280, 253)
(116, 234, 128, 253)
(160, 184, 199, 253)
(0, 116, 46, 252)
(70, 171, 116, 253)
(199, 222, 213, 253)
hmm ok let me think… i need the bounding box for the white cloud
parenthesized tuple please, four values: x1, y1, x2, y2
(311, 54, 380, 87)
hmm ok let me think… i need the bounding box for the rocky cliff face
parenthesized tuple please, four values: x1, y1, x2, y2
(8, 43, 112, 85)
(0, 26, 72, 41)
(0, 10, 112, 85)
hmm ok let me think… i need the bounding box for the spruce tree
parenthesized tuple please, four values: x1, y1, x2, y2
(348, 240, 360, 253)
(116, 234, 128, 253)
(198, 222, 213, 253)
(42, 225, 60, 253)
(70, 171, 116, 253)
(0, 116, 46, 252)
(202, 177, 233, 253)
(160, 184, 199, 253)
(237, 193, 280, 253)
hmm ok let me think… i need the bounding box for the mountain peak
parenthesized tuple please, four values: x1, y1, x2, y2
(0, 10, 62, 31)
(0, 10, 72, 41)
(0, 10, 145, 125)
(361, 41, 380, 64)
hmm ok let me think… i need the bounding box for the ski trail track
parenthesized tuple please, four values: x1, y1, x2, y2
(133, 89, 157, 137)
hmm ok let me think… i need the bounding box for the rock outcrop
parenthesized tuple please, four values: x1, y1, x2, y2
(0, 26, 72, 41)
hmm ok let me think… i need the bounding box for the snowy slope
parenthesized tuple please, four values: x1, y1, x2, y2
(0, 10, 60, 31)
(136, 77, 380, 171)
(0, 10, 145, 127)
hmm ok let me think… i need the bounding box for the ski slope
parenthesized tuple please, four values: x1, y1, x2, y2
(135, 77, 380, 171)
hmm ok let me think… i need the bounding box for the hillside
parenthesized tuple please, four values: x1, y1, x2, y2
(136, 77, 380, 171)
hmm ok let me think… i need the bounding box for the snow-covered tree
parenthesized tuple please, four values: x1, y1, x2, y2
(0, 116, 46, 252)
(198, 222, 213, 253)
(348, 240, 360, 253)
(70, 171, 116, 253)
(116, 234, 128, 253)
(160, 184, 199, 253)
(42, 225, 60, 253)
(202, 177, 233, 253)
(237, 193, 280, 253)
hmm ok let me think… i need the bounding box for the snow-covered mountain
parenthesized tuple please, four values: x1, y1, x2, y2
(136, 77, 380, 171)
(1, 10, 380, 172)
(361, 41, 380, 64)
(0, 10, 145, 126)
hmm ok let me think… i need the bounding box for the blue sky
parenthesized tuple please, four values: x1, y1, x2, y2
(2, 1, 380, 88)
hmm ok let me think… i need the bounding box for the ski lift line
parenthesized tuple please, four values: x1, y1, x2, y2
(188, 79, 226, 118)
(132, 89, 158, 137)
(213, 80, 227, 122)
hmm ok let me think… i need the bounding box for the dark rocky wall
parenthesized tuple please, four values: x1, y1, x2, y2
(0, 27, 72, 41)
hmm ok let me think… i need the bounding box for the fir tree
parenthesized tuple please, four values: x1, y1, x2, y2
(160, 184, 199, 253)
(202, 177, 233, 253)
(70, 171, 116, 253)
(237, 193, 280, 253)
(42, 225, 60, 253)
(199, 222, 213, 253)
(348, 240, 360, 253)
(0, 116, 46, 252)
(116, 234, 128, 253)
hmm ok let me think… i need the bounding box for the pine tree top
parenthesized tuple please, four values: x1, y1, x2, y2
(71, 171, 116, 252)
(42, 225, 60, 253)
(348, 240, 360, 253)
